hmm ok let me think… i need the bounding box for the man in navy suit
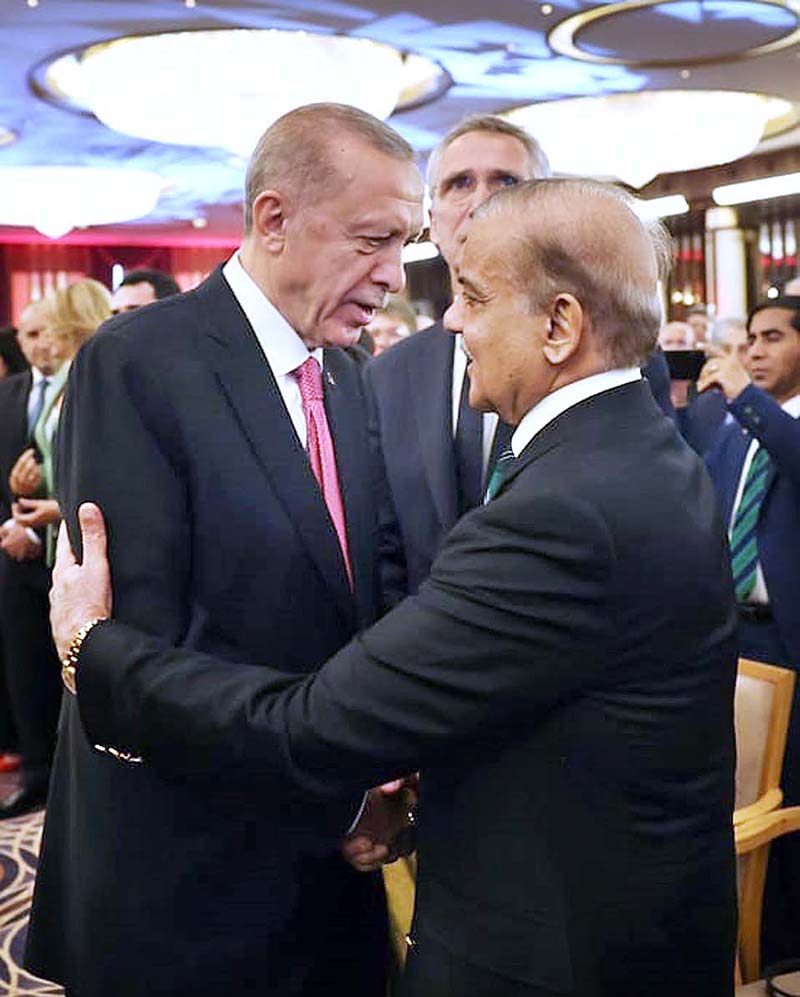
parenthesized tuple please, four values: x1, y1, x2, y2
(0, 301, 63, 816)
(698, 295, 800, 962)
(365, 116, 550, 604)
(26, 103, 423, 997)
(51, 178, 737, 997)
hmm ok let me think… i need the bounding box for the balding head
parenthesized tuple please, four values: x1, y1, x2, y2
(444, 179, 669, 424)
(244, 102, 415, 231)
(475, 178, 666, 368)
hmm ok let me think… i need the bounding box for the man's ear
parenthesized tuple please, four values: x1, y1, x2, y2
(250, 190, 288, 253)
(543, 293, 583, 365)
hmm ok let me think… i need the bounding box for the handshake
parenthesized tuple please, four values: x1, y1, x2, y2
(340, 775, 418, 873)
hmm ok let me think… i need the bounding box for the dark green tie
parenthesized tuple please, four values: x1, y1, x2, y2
(484, 447, 515, 503)
(730, 446, 771, 601)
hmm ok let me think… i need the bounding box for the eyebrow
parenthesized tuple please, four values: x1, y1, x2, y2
(458, 274, 489, 299)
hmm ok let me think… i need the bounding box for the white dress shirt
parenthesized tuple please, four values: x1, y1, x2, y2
(451, 334, 500, 476)
(222, 253, 322, 449)
(728, 392, 800, 605)
(512, 368, 642, 457)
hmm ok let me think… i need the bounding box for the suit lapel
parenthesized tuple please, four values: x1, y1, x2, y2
(323, 349, 373, 623)
(411, 323, 458, 529)
(194, 270, 356, 628)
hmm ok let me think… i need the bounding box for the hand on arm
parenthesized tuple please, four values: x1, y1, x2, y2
(9, 448, 42, 497)
(49, 503, 111, 660)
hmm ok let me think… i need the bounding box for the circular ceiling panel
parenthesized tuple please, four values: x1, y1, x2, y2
(549, 0, 800, 67)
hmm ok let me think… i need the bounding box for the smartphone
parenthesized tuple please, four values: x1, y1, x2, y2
(664, 349, 707, 381)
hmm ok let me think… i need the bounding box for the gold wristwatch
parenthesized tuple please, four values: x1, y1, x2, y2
(61, 617, 108, 695)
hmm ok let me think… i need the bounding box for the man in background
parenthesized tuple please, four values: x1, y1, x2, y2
(699, 295, 800, 963)
(0, 300, 63, 816)
(365, 116, 550, 604)
(110, 267, 180, 314)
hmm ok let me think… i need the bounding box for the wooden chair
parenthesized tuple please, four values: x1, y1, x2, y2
(733, 658, 797, 983)
(736, 806, 800, 984)
(733, 659, 795, 827)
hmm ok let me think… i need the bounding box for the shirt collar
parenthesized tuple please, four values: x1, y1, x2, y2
(31, 366, 46, 385)
(782, 394, 800, 418)
(222, 252, 323, 375)
(511, 368, 642, 457)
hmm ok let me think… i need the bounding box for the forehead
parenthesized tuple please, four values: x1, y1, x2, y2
(437, 131, 532, 181)
(18, 306, 47, 333)
(325, 149, 423, 237)
(749, 307, 799, 335)
(460, 212, 516, 283)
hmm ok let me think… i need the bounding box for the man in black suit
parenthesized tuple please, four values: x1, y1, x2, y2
(26, 104, 423, 997)
(52, 178, 738, 996)
(366, 116, 550, 604)
(0, 300, 63, 816)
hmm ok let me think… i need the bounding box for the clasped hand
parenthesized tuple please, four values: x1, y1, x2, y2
(340, 776, 418, 873)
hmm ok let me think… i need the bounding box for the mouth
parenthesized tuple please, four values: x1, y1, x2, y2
(345, 299, 382, 327)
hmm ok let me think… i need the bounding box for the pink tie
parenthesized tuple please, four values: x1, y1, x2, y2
(293, 357, 353, 588)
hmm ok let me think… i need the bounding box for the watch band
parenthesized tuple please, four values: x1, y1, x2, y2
(61, 617, 108, 695)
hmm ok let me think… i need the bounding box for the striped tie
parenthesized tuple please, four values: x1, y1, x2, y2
(730, 446, 771, 601)
(484, 447, 515, 503)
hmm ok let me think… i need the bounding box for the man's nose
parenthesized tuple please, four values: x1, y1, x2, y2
(373, 249, 405, 295)
(443, 297, 462, 336)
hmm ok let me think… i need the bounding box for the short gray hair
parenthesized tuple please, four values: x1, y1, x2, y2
(476, 177, 670, 368)
(244, 103, 414, 231)
(427, 114, 550, 196)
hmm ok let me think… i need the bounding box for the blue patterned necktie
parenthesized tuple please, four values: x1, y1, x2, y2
(27, 377, 49, 436)
(730, 446, 771, 601)
(484, 446, 515, 503)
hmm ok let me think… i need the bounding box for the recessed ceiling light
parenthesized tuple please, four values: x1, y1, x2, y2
(0, 126, 16, 148)
(680, 69, 691, 79)
(540, 4, 553, 14)
(27, 0, 39, 8)
(191, 216, 208, 229)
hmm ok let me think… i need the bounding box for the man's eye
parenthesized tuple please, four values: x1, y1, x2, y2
(499, 175, 519, 187)
(444, 175, 475, 195)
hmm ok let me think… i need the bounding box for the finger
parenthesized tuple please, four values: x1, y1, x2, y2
(78, 503, 108, 569)
(54, 521, 77, 576)
(379, 779, 405, 794)
(15, 497, 35, 511)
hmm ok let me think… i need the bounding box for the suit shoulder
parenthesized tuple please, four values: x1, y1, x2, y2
(77, 291, 202, 367)
(0, 370, 29, 400)
(367, 324, 450, 381)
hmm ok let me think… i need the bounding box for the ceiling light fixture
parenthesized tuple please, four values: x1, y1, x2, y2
(713, 172, 800, 205)
(503, 91, 794, 188)
(40, 29, 450, 157)
(0, 167, 163, 239)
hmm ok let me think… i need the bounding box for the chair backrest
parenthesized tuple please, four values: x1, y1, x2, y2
(734, 658, 795, 817)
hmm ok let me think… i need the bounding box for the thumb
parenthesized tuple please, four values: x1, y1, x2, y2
(78, 502, 108, 568)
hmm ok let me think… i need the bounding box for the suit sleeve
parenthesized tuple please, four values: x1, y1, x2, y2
(728, 384, 800, 487)
(57, 326, 192, 644)
(77, 483, 615, 796)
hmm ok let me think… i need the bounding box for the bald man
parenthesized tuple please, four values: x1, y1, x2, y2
(52, 179, 737, 996)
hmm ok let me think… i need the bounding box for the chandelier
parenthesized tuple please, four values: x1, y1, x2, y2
(41, 29, 449, 156)
(0, 167, 163, 239)
(503, 91, 796, 188)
